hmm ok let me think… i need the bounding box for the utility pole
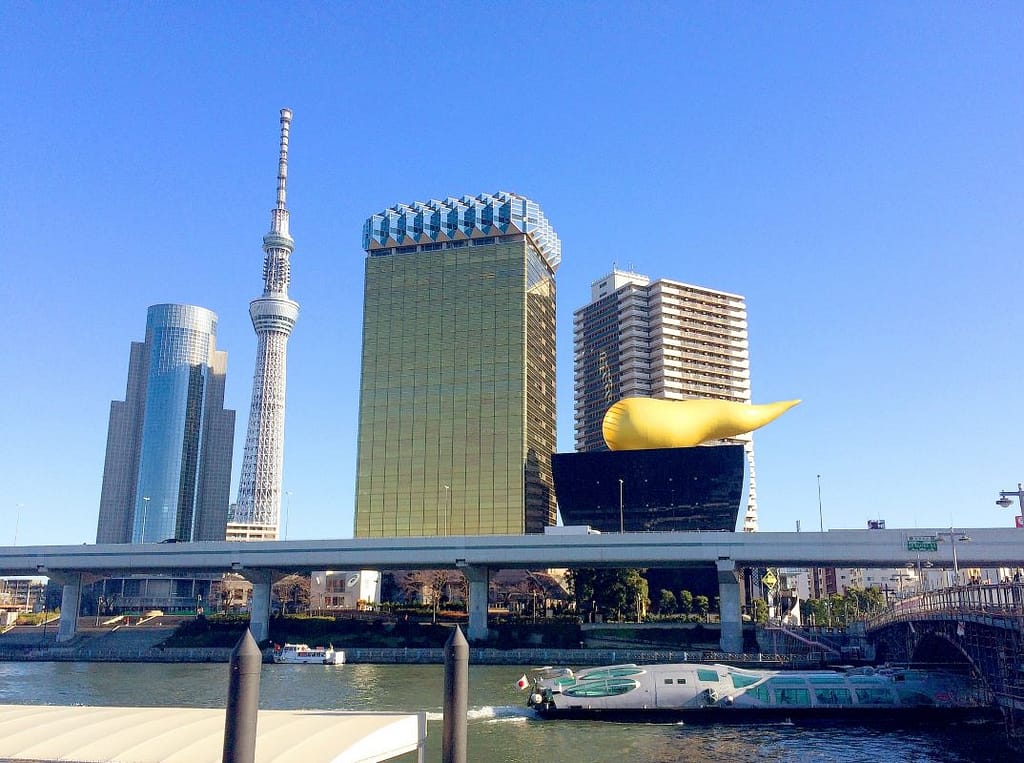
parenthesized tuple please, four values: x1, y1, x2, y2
(618, 478, 624, 533)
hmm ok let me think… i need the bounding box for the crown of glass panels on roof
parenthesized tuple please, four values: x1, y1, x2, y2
(362, 191, 561, 271)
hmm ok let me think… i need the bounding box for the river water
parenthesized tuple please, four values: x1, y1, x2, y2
(0, 661, 1013, 762)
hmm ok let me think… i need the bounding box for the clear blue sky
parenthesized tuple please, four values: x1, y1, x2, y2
(3, 3, 1022, 545)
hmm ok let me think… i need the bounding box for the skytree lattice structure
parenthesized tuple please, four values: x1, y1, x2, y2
(232, 108, 299, 540)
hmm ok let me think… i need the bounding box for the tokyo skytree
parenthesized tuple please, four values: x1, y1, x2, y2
(231, 108, 299, 540)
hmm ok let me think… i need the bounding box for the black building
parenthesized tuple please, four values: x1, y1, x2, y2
(552, 445, 744, 533)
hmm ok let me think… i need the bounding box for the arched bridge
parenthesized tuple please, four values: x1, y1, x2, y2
(866, 584, 1024, 726)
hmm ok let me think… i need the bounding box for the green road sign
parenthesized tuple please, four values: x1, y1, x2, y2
(907, 536, 938, 552)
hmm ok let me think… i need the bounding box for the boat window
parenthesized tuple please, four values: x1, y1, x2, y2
(749, 685, 770, 703)
(775, 688, 810, 705)
(564, 678, 640, 698)
(896, 689, 933, 707)
(676, 679, 687, 684)
(697, 669, 719, 682)
(579, 667, 645, 681)
(663, 679, 673, 685)
(769, 678, 808, 687)
(855, 688, 894, 705)
(814, 688, 852, 705)
(731, 675, 759, 688)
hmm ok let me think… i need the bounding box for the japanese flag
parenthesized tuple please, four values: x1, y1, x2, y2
(516, 674, 529, 691)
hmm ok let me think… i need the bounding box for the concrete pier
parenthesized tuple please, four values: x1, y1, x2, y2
(55, 572, 82, 643)
(717, 560, 743, 653)
(464, 566, 489, 642)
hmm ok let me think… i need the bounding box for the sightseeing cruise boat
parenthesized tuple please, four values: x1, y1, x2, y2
(525, 662, 991, 722)
(272, 643, 345, 665)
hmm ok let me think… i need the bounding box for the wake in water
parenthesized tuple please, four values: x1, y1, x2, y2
(425, 705, 538, 723)
(473, 705, 537, 723)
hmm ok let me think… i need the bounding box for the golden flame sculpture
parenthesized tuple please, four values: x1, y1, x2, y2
(602, 397, 800, 451)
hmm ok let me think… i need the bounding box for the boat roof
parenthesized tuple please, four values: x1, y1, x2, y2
(0, 704, 425, 762)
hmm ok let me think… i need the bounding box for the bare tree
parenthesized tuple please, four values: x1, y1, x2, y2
(272, 574, 310, 613)
(400, 570, 466, 623)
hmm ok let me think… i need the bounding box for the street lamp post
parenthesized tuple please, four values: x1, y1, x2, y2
(14, 503, 23, 545)
(910, 558, 933, 593)
(996, 483, 1024, 524)
(891, 570, 913, 599)
(140, 496, 151, 542)
(444, 484, 450, 536)
(284, 491, 293, 540)
(952, 533, 961, 585)
(618, 478, 624, 533)
(939, 528, 971, 586)
(817, 474, 824, 533)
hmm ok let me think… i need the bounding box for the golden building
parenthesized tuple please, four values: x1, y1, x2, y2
(355, 193, 560, 537)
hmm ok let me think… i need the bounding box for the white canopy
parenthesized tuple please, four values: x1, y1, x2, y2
(0, 704, 426, 762)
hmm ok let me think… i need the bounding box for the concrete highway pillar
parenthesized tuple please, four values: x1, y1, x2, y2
(716, 560, 743, 654)
(242, 570, 275, 644)
(55, 572, 82, 643)
(463, 566, 489, 643)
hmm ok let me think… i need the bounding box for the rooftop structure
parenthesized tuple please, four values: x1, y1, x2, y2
(363, 191, 561, 270)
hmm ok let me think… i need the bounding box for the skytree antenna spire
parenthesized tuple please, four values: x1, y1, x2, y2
(231, 108, 299, 540)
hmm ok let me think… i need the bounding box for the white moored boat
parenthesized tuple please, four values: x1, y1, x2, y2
(526, 662, 991, 722)
(272, 643, 345, 665)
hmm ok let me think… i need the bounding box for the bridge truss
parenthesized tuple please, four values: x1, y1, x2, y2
(866, 583, 1024, 743)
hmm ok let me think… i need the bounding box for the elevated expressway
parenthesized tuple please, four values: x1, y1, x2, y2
(2, 528, 1020, 652)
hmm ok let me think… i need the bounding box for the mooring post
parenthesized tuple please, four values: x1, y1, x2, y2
(442, 625, 469, 763)
(223, 629, 262, 763)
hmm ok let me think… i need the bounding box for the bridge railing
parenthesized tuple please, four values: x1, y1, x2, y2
(866, 583, 1024, 630)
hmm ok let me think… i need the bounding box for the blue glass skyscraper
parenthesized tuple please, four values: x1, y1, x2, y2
(97, 304, 235, 543)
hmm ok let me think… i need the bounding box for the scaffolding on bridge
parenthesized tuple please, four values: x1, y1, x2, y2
(866, 582, 1024, 745)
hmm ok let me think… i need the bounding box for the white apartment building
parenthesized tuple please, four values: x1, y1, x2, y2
(310, 571, 381, 612)
(573, 268, 758, 531)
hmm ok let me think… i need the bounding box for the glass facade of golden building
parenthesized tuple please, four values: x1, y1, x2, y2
(355, 193, 559, 537)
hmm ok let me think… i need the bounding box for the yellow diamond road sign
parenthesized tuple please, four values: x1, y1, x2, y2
(761, 571, 778, 588)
